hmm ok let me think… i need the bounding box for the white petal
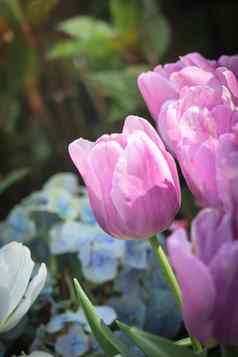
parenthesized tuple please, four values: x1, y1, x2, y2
(0, 287, 10, 322)
(0, 263, 47, 333)
(0, 242, 34, 322)
(27, 352, 53, 357)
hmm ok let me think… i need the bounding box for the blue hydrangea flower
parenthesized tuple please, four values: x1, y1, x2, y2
(144, 288, 181, 338)
(0, 207, 36, 244)
(123, 240, 150, 269)
(109, 294, 146, 328)
(80, 247, 119, 284)
(79, 196, 97, 225)
(22, 191, 50, 208)
(76, 225, 125, 283)
(24, 188, 81, 220)
(50, 222, 95, 255)
(46, 306, 117, 334)
(43, 173, 79, 195)
(92, 227, 125, 259)
(55, 325, 89, 357)
(46, 312, 85, 334)
(46, 188, 81, 220)
(114, 268, 142, 295)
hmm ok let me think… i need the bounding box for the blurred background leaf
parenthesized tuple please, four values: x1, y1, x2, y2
(26, 0, 58, 26)
(0, 168, 29, 195)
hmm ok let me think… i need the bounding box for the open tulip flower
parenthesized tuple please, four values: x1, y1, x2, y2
(138, 53, 238, 209)
(167, 208, 238, 346)
(69, 115, 181, 239)
(0, 242, 47, 333)
(138, 52, 238, 127)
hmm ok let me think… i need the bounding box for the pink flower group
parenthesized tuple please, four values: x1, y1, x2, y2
(69, 52, 238, 346)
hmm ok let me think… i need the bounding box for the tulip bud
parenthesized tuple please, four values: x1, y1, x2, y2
(69, 116, 181, 239)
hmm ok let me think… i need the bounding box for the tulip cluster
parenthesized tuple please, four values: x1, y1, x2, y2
(69, 52, 238, 349)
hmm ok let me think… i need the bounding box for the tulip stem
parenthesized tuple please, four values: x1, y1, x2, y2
(149, 235, 182, 306)
(149, 235, 203, 354)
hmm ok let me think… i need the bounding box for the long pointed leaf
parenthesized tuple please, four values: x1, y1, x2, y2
(117, 321, 206, 357)
(73, 279, 129, 357)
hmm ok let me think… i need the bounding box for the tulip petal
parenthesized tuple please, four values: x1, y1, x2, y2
(192, 208, 233, 265)
(177, 138, 219, 207)
(88, 140, 125, 236)
(215, 133, 238, 210)
(123, 115, 181, 203)
(167, 230, 215, 343)
(0, 242, 34, 322)
(123, 115, 166, 152)
(68, 138, 95, 180)
(180, 52, 216, 70)
(112, 133, 179, 238)
(138, 71, 177, 120)
(158, 100, 180, 152)
(211, 105, 234, 135)
(210, 242, 238, 345)
(171, 66, 217, 90)
(0, 263, 47, 333)
(218, 54, 238, 77)
(216, 67, 238, 98)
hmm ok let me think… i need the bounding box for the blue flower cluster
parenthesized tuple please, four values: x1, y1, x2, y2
(0, 173, 181, 356)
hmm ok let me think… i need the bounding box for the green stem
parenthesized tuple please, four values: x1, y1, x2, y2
(149, 236, 181, 306)
(149, 236, 203, 354)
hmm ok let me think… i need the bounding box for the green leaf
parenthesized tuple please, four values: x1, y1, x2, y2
(1, 0, 23, 22)
(0, 168, 29, 195)
(48, 40, 83, 59)
(110, 0, 142, 35)
(26, 0, 58, 26)
(140, 0, 170, 59)
(58, 16, 115, 41)
(50, 16, 119, 64)
(176, 337, 192, 347)
(88, 66, 146, 121)
(73, 279, 129, 357)
(117, 321, 206, 357)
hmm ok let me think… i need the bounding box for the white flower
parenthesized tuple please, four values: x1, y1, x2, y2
(0, 241, 47, 333)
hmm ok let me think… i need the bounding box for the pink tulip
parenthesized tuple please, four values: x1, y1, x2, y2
(138, 52, 238, 150)
(138, 52, 217, 124)
(138, 53, 238, 208)
(167, 208, 238, 345)
(69, 116, 181, 239)
(215, 132, 238, 213)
